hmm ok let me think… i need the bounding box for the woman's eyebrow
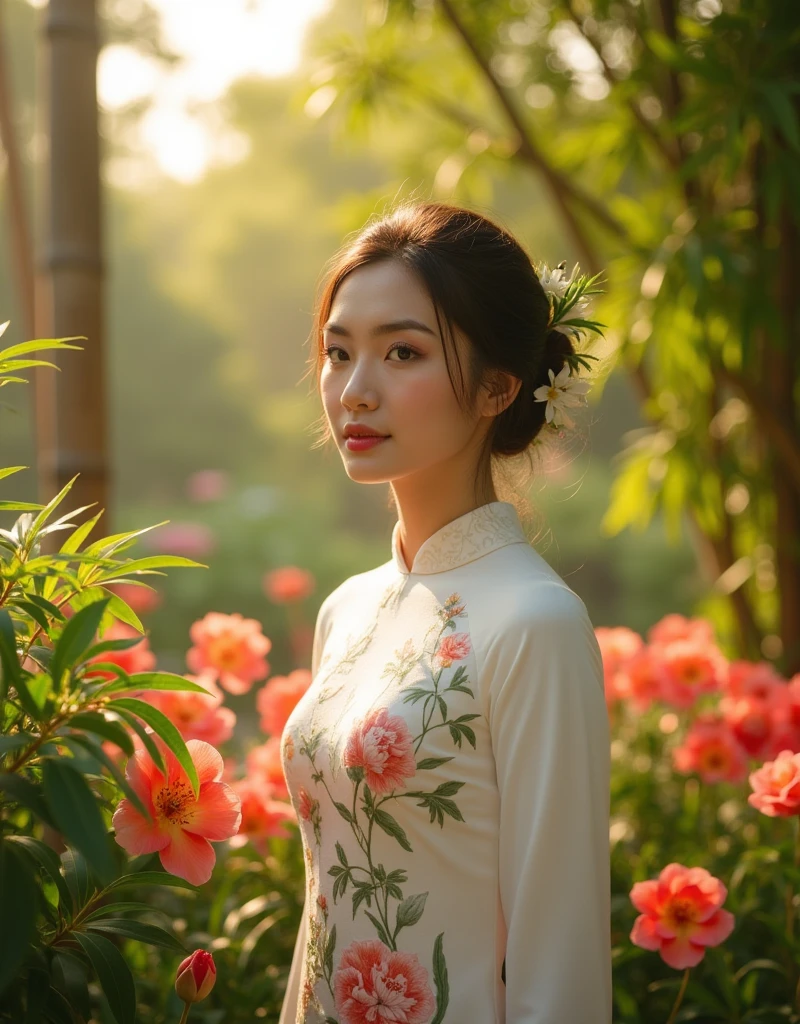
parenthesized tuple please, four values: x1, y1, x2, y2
(322, 318, 438, 338)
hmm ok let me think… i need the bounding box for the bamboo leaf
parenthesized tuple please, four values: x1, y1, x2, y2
(85, 918, 188, 952)
(73, 931, 136, 1024)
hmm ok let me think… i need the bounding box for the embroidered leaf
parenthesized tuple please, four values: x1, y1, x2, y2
(328, 864, 349, 901)
(364, 910, 392, 948)
(333, 801, 354, 824)
(400, 687, 430, 705)
(395, 892, 427, 932)
(448, 665, 467, 687)
(431, 933, 450, 1024)
(386, 868, 408, 885)
(335, 841, 348, 867)
(372, 808, 413, 852)
(434, 780, 465, 797)
(416, 756, 454, 771)
(412, 785, 466, 827)
(436, 695, 448, 719)
(447, 682, 474, 697)
(449, 723, 477, 749)
(351, 880, 374, 916)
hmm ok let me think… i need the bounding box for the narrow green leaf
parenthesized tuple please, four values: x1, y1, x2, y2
(65, 712, 135, 756)
(82, 900, 159, 921)
(59, 733, 151, 821)
(106, 697, 199, 798)
(104, 870, 199, 893)
(73, 931, 136, 1024)
(86, 918, 188, 951)
(0, 731, 35, 754)
(6, 835, 73, 913)
(100, 671, 213, 697)
(0, 841, 39, 996)
(49, 598, 110, 690)
(109, 709, 166, 774)
(61, 847, 94, 913)
(0, 772, 57, 828)
(41, 758, 117, 885)
(0, 608, 21, 702)
(59, 510, 104, 555)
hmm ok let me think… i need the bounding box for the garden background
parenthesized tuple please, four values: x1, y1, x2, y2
(1, 0, 799, 1021)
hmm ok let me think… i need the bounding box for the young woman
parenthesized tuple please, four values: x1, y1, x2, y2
(278, 201, 611, 1023)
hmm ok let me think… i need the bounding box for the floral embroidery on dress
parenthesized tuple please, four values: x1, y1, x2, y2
(296, 591, 480, 1023)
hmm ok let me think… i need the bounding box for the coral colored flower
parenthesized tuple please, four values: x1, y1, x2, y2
(720, 693, 778, 760)
(84, 621, 157, 681)
(648, 613, 716, 647)
(145, 672, 236, 747)
(614, 646, 665, 713)
(255, 669, 311, 736)
(143, 522, 216, 559)
(111, 735, 242, 885)
(263, 566, 315, 604)
(594, 626, 644, 707)
(657, 640, 725, 709)
(630, 863, 735, 969)
(748, 750, 800, 817)
(333, 938, 436, 1024)
(343, 706, 417, 796)
(105, 581, 162, 615)
(228, 779, 296, 856)
(435, 632, 471, 667)
(175, 949, 216, 1003)
(187, 612, 271, 695)
(672, 713, 747, 784)
(246, 737, 289, 799)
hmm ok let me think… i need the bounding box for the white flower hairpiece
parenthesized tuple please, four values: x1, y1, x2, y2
(531, 260, 606, 433)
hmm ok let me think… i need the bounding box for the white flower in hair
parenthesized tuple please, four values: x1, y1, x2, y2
(533, 365, 591, 429)
(537, 260, 581, 300)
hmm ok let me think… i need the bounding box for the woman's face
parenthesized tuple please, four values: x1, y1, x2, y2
(320, 260, 490, 488)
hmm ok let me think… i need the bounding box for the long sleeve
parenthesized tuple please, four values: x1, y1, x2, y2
(278, 592, 334, 1024)
(480, 583, 611, 1023)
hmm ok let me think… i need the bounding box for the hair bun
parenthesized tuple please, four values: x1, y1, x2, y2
(539, 327, 575, 385)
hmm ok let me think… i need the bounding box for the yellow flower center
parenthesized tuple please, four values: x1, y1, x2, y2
(155, 781, 194, 826)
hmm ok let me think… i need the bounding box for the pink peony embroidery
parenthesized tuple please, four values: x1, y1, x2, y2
(343, 707, 417, 795)
(333, 938, 436, 1024)
(435, 632, 471, 667)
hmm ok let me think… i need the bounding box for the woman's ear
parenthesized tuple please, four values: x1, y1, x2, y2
(479, 369, 522, 418)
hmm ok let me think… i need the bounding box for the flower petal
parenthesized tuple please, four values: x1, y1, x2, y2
(159, 829, 216, 885)
(183, 781, 242, 840)
(112, 799, 169, 855)
(691, 909, 735, 947)
(660, 935, 706, 970)
(630, 914, 661, 951)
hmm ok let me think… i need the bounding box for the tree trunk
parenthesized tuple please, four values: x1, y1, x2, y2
(34, 0, 109, 543)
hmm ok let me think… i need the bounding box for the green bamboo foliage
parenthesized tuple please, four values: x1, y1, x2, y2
(0, 322, 210, 1023)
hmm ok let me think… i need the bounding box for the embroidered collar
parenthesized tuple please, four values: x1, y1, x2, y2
(391, 501, 529, 576)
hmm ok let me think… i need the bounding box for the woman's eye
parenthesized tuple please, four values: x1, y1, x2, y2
(323, 343, 418, 363)
(388, 344, 418, 361)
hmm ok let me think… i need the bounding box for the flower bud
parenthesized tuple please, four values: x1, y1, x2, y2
(175, 949, 216, 1003)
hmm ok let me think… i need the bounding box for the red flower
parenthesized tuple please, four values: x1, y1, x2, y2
(630, 863, 734, 969)
(144, 671, 236, 747)
(333, 938, 435, 1024)
(657, 640, 725, 709)
(246, 737, 289, 799)
(343, 706, 416, 795)
(228, 778, 296, 856)
(175, 949, 216, 1003)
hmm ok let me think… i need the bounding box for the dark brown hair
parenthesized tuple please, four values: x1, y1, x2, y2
(305, 201, 577, 501)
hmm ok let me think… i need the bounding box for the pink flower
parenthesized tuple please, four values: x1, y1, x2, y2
(255, 669, 311, 736)
(648, 613, 715, 647)
(614, 646, 665, 713)
(145, 672, 236, 747)
(657, 640, 725, 709)
(333, 938, 436, 1024)
(672, 713, 747, 784)
(186, 612, 271, 695)
(748, 750, 800, 817)
(175, 949, 216, 1003)
(105, 581, 162, 615)
(297, 786, 314, 821)
(435, 632, 471, 667)
(228, 779, 296, 856)
(246, 737, 289, 799)
(630, 863, 735, 969)
(143, 522, 216, 559)
(263, 566, 315, 604)
(111, 736, 242, 885)
(343, 706, 416, 795)
(186, 469, 229, 503)
(84, 621, 157, 681)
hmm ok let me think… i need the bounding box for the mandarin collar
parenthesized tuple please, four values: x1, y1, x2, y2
(390, 501, 528, 576)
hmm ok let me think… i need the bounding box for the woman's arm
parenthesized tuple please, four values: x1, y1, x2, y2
(483, 584, 612, 1022)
